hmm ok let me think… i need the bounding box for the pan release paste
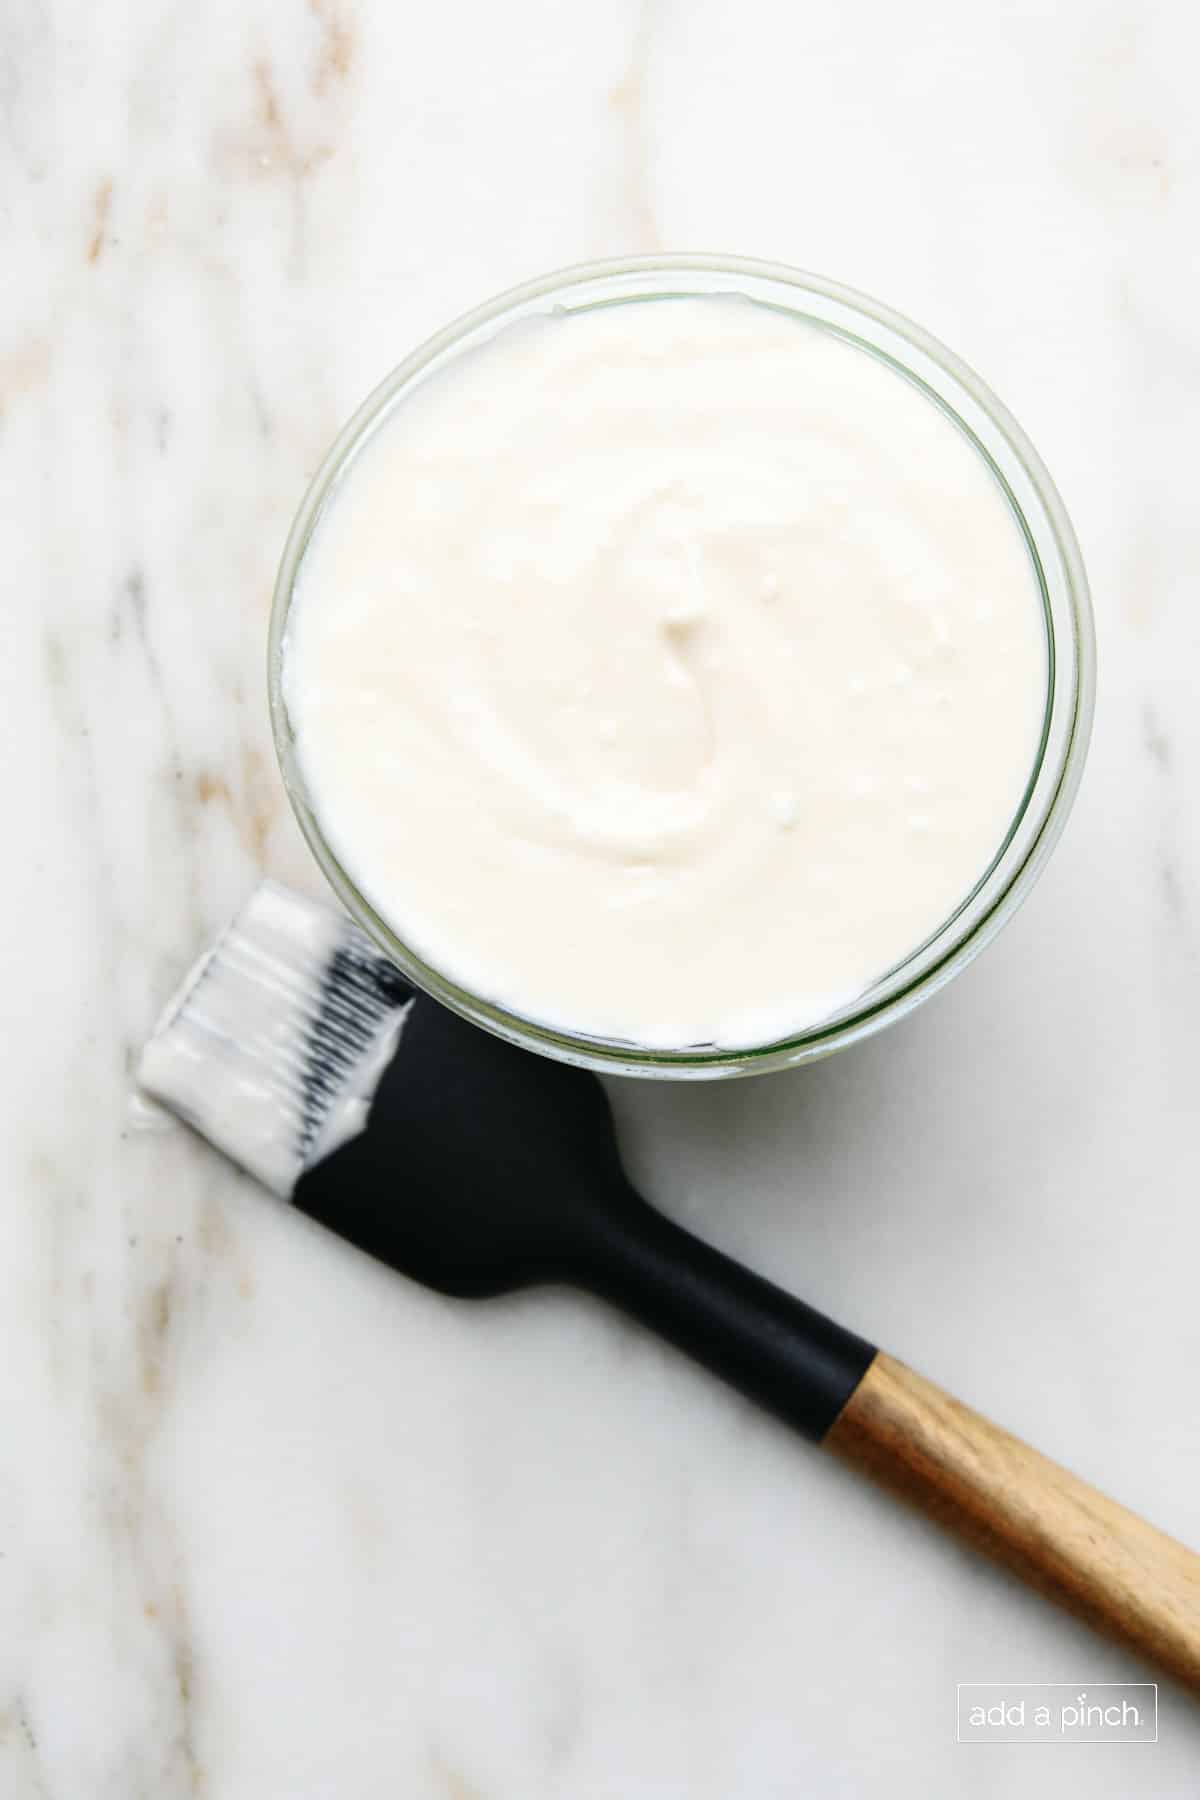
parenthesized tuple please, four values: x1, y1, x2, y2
(284, 298, 1045, 1048)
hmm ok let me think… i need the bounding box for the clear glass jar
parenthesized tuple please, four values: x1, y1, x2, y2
(268, 255, 1095, 1080)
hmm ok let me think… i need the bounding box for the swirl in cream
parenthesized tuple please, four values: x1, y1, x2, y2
(285, 298, 1045, 1047)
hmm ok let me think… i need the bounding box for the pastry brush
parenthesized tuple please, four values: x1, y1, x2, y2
(139, 882, 1200, 1691)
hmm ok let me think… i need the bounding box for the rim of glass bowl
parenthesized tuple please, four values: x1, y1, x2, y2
(268, 253, 1095, 1081)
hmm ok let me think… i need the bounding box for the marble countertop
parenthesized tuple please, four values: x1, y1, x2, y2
(3, 1, 1199, 1793)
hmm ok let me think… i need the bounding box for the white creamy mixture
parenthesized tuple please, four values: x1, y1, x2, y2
(284, 298, 1046, 1048)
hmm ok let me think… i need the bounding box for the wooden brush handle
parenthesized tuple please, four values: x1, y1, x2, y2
(826, 1352, 1200, 1691)
(575, 1188, 1200, 1687)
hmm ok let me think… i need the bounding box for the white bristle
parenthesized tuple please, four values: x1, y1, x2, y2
(138, 882, 413, 1196)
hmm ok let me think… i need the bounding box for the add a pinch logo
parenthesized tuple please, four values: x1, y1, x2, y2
(956, 1684, 1158, 1743)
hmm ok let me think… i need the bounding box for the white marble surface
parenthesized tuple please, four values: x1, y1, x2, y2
(2, 1, 1199, 1792)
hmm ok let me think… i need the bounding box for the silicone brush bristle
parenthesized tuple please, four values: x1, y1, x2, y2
(138, 882, 412, 1195)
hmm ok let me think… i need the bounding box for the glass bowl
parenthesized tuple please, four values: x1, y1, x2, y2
(268, 254, 1095, 1080)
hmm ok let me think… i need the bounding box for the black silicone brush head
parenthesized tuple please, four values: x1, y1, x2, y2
(293, 997, 633, 1297)
(142, 886, 875, 1443)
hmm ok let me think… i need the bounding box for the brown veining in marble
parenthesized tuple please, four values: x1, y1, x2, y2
(241, 744, 280, 862)
(192, 749, 279, 865)
(430, 1749, 486, 1800)
(196, 1194, 232, 1258)
(87, 178, 113, 263)
(250, 57, 333, 181)
(310, 0, 356, 96)
(144, 188, 171, 244)
(0, 336, 52, 420)
(194, 771, 232, 808)
(608, 0, 660, 253)
(254, 58, 282, 134)
(137, 1277, 173, 1396)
